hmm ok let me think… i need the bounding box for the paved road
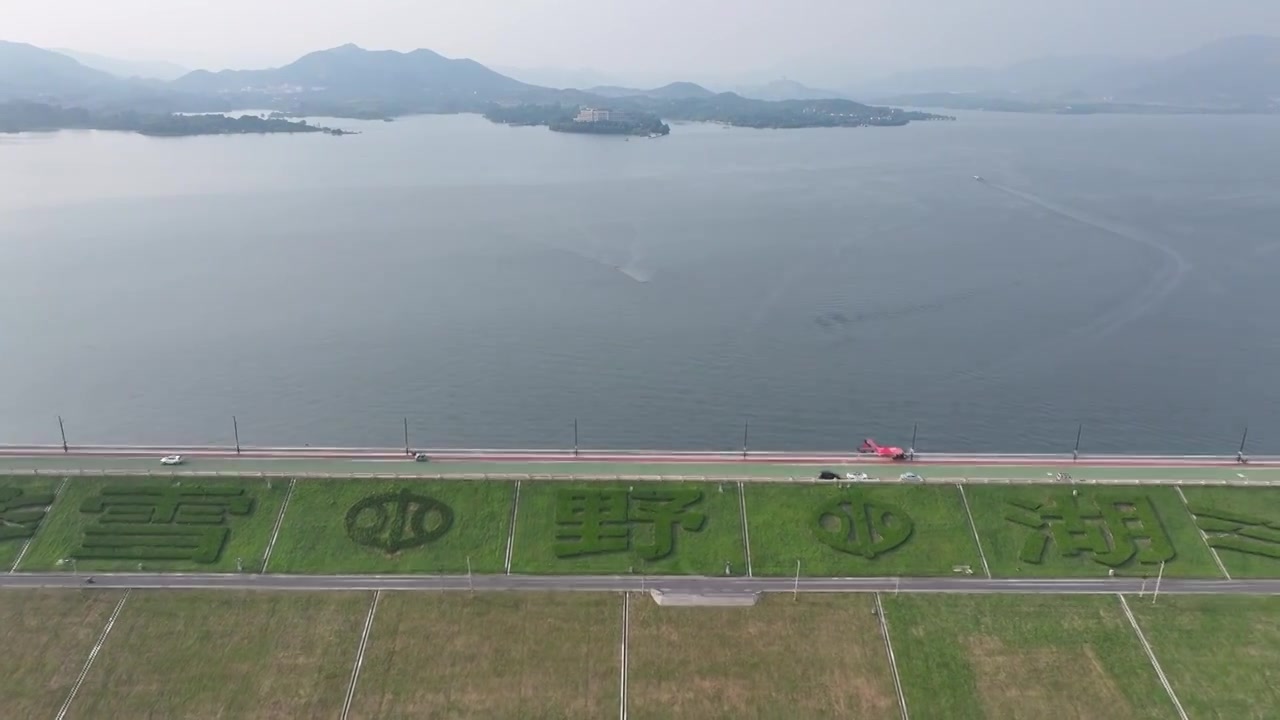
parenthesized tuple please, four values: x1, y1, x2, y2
(0, 444, 1273, 467)
(4, 572, 1278, 595)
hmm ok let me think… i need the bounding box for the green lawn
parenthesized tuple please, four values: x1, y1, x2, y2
(884, 594, 1174, 719)
(964, 485, 1221, 577)
(267, 479, 514, 573)
(0, 475, 65, 570)
(510, 481, 746, 575)
(67, 590, 366, 718)
(1178, 487, 1280, 577)
(0, 589, 127, 718)
(746, 484, 982, 576)
(1128, 595, 1280, 719)
(350, 592, 619, 719)
(629, 594, 899, 719)
(19, 476, 288, 572)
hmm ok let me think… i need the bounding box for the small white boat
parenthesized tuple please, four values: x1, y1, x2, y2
(972, 175, 984, 181)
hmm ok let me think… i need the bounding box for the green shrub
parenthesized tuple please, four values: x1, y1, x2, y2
(1194, 517, 1243, 533)
(1019, 534, 1048, 564)
(1186, 505, 1268, 526)
(1209, 535, 1280, 559)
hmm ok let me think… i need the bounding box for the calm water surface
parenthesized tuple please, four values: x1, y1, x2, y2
(1, 112, 1278, 452)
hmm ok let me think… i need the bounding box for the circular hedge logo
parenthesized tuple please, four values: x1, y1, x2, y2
(814, 495, 914, 558)
(345, 489, 453, 553)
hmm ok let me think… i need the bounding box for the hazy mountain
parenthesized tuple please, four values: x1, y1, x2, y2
(0, 40, 121, 101)
(52, 49, 188, 81)
(860, 35, 1280, 111)
(735, 79, 847, 101)
(583, 82, 715, 100)
(1116, 35, 1280, 108)
(172, 44, 537, 106)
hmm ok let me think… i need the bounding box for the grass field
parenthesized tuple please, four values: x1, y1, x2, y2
(67, 590, 367, 718)
(629, 594, 899, 719)
(350, 592, 620, 719)
(0, 589, 126, 718)
(746, 484, 982, 576)
(884, 594, 1174, 719)
(510, 481, 746, 575)
(20, 476, 289, 572)
(1177, 487, 1280, 577)
(964, 485, 1222, 577)
(268, 479, 514, 573)
(1128, 594, 1280, 719)
(0, 475, 65, 569)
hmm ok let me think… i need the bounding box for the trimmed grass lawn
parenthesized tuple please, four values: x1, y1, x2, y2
(964, 485, 1220, 577)
(350, 592, 619, 719)
(67, 590, 366, 718)
(0, 475, 65, 569)
(510, 481, 746, 575)
(1128, 595, 1280, 719)
(746, 484, 981, 576)
(884, 594, 1173, 719)
(20, 476, 288, 572)
(629, 594, 899, 719)
(1179, 487, 1280, 577)
(269, 480, 514, 573)
(0, 589, 126, 718)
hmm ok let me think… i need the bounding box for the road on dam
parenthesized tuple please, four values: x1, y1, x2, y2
(4, 572, 1279, 596)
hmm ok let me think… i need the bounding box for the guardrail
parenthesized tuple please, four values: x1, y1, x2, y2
(6, 468, 1278, 486)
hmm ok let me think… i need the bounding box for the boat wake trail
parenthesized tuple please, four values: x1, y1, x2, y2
(985, 181, 1192, 342)
(932, 181, 1194, 394)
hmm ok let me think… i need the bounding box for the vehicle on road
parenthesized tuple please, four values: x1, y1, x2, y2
(859, 438, 907, 460)
(160, 455, 184, 465)
(845, 472, 869, 481)
(414, 452, 430, 462)
(900, 472, 923, 481)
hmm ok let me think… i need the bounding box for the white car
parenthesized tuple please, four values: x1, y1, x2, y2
(845, 472, 869, 481)
(899, 472, 923, 482)
(160, 455, 184, 466)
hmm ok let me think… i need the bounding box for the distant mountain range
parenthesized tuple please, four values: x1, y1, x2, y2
(52, 49, 188, 81)
(863, 35, 1280, 112)
(734, 79, 849, 102)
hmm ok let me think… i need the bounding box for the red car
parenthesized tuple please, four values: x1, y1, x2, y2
(859, 439, 907, 460)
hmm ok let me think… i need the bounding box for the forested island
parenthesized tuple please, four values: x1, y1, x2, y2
(483, 104, 670, 135)
(0, 102, 353, 136)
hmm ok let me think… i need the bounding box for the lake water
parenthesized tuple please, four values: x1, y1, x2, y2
(2, 112, 1278, 453)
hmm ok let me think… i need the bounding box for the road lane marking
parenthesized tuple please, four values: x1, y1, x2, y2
(10, 475, 69, 573)
(1117, 594, 1187, 720)
(260, 477, 297, 572)
(1175, 486, 1231, 579)
(737, 482, 753, 577)
(956, 484, 991, 578)
(56, 589, 131, 720)
(874, 592, 909, 720)
(341, 589, 382, 720)
(504, 480, 521, 574)
(619, 592, 630, 720)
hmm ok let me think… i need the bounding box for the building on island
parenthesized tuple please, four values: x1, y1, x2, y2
(574, 108, 628, 123)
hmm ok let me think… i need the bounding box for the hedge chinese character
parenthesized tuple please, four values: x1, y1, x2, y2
(1005, 493, 1175, 567)
(0, 487, 55, 542)
(74, 485, 254, 563)
(1189, 505, 1280, 560)
(554, 488, 705, 560)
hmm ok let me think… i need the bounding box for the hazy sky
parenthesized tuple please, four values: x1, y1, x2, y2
(6, 0, 1279, 85)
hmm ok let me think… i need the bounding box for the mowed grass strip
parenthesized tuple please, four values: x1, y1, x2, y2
(1178, 487, 1280, 577)
(746, 484, 981, 576)
(0, 589, 126, 718)
(269, 479, 513, 573)
(965, 485, 1220, 577)
(349, 592, 619, 720)
(67, 590, 367, 718)
(0, 475, 65, 568)
(20, 476, 288, 572)
(884, 594, 1173, 720)
(511, 481, 746, 575)
(1128, 595, 1280, 719)
(629, 594, 899, 720)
